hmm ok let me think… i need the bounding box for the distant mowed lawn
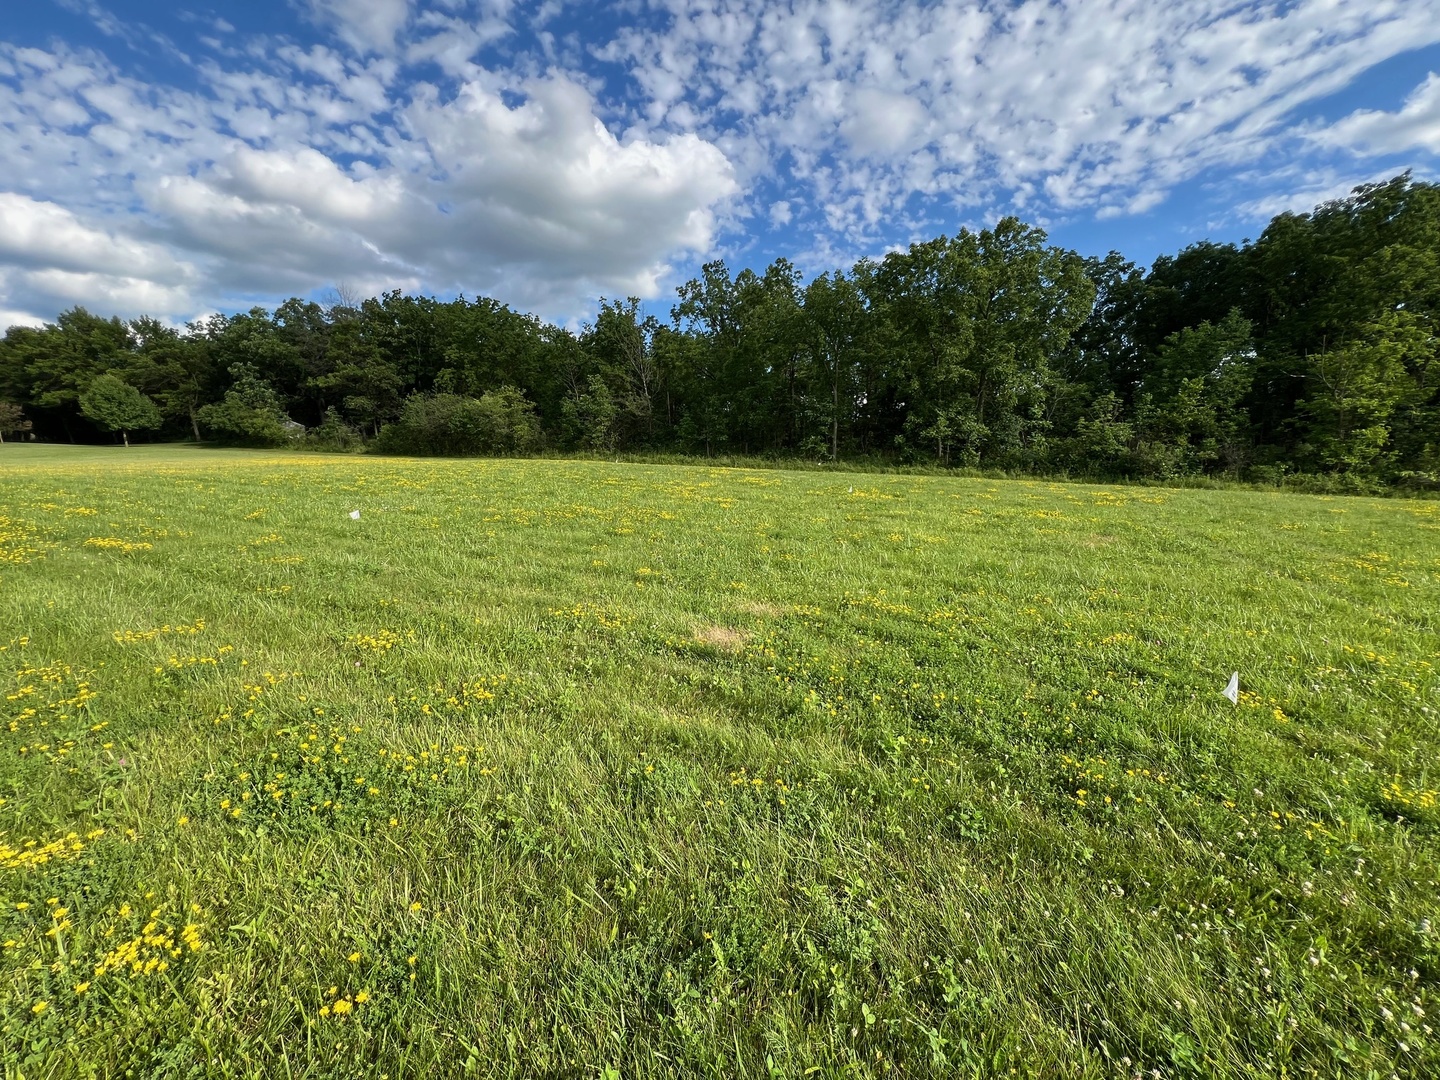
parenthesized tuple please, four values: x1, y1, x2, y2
(1, 444, 1437, 1079)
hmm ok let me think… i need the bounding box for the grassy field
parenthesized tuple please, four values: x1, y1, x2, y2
(1, 445, 1437, 1079)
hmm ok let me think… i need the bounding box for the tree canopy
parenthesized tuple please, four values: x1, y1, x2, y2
(77, 374, 162, 447)
(2, 174, 1437, 488)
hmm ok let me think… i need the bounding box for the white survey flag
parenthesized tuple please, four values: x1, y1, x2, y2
(349, 509, 361, 520)
(1223, 672, 1239, 704)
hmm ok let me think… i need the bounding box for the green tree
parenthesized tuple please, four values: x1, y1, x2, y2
(308, 314, 403, 436)
(802, 268, 868, 460)
(878, 219, 1094, 464)
(1137, 310, 1256, 474)
(78, 374, 162, 446)
(0, 401, 32, 443)
(1068, 392, 1134, 476)
(1299, 313, 1429, 473)
(127, 316, 219, 441)
(583, 298, 667, 447)
(563, 374, 620, 452)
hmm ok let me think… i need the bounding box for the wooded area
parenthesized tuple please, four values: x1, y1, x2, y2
(2, 174, 1436, 488)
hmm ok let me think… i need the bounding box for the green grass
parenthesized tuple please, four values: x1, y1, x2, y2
(1, 444, 1437, 1079)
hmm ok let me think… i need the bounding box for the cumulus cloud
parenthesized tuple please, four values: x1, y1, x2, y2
(841, 88, 928, 157)
(398, 75, 737, 294)
(1316, 72, 1440, 155)
(0, 30, 738, 323)
(0, 193, 200, 322)
(0, 193, 192, 283)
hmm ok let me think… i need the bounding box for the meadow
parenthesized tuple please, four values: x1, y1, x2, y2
(0, 444, 1437, 1079)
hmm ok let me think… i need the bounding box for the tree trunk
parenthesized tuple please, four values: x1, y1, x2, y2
(122, 431, 130, 447)
(190, 405, 202, 442)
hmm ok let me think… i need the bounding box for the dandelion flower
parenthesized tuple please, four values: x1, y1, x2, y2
(409, 902, 422, 913)
(347, 951, 361, 963)
(31, 1001, 48, 1015)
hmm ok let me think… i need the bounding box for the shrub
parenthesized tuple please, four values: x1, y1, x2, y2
(374, 388, 542, 456)
(305, 409, 365, 452)
(198, 364, 294, 447)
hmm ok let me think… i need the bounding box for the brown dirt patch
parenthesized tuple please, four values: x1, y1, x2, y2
(694, 625, 748, 652)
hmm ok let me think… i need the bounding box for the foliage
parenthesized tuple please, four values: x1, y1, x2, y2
(304, 408, 366, 452)
(77, 374, 162, 446)
(196, 364, 295, 447)
(0, 401, 30, 443)
(561, 374, 620, 452)
(374, 387, 542, 456)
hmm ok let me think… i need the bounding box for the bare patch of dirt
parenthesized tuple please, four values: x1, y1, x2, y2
(740, 601, 783, 619)
(694, 625, 748, 652)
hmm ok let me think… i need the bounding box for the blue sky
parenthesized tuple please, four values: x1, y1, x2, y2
(2, 0, 1438, 329)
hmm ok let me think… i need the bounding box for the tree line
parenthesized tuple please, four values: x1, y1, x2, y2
(1, 174, 1436, 488)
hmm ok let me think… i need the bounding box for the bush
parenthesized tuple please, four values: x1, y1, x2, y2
(305, 409, 365, 452)
(373, 388, 542, 456)
(199, 364, 295, 447)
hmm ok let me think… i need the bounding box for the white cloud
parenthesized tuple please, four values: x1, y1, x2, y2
(0, 193, 193, 283)
(1227, 165, 1434, 223)
(1, 1, 1438, 327)
(1316, 71, 1440, 155)
(21, 268, 197, 315)
(0, 193, 201, 320)
(0, 34, 738, 321)
(306, 0, 414, 55)
(841, 88, 927, 156)
(399, 75, 737, 292)
(613, 0, 1440, 240)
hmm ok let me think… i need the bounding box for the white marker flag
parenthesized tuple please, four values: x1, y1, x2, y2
(349, 510, 361, 520)
(1223, 672, 1239, 704)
